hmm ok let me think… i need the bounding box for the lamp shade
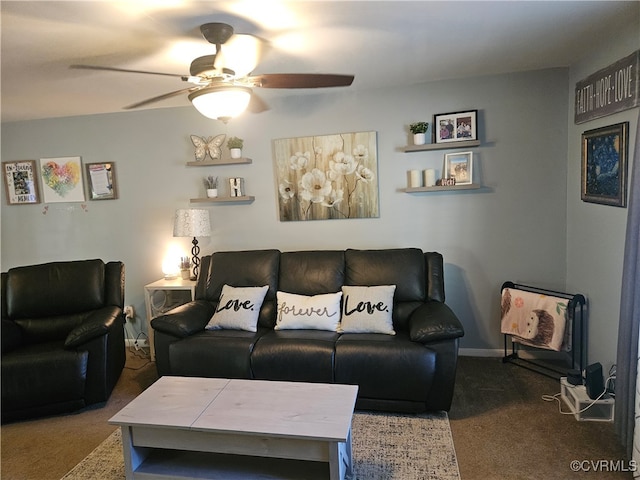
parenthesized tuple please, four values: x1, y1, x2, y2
(188, 85, 252, 122)
(173, 209, 211, 238)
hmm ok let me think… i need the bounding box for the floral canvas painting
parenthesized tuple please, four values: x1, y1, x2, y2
(273, 131, 379, 221)
(39, 156, 86, 203)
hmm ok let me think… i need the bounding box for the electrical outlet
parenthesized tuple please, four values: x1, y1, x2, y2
(124, 305, 135, 320)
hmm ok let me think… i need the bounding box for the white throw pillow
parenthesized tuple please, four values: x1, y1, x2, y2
(205, 284, 269, 332)
(339, 285, 396, 335)
(275, 291, 342, 331)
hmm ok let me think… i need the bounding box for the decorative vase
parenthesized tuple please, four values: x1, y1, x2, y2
(206, 188, 218, 198)
(413, 133, 426, 145)
(180, 268, 191, 280)
(230, 148, 242, 159)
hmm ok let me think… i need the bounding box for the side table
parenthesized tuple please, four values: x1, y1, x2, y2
(144, 278, 196, 361)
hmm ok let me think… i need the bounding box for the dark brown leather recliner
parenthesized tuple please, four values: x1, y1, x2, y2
(1, 259, 126, 423)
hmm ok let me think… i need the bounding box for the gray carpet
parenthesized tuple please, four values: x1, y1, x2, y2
(61, 411, 460, 480)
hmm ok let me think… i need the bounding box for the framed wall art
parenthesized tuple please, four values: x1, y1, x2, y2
(433, 110, 478, 144)
(39, 156, 86, 203)
(444, 152, 473, 185)
(273, 131, 379, 222)
(86, 162, 118, 200)
(581, 122, 628, 207)
(3, 160, 40, 205)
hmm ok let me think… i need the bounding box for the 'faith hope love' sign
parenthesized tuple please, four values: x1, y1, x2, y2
(575, 50, 639, 124)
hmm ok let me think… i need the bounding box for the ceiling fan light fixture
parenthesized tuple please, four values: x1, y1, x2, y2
(188, 85, 252, 122)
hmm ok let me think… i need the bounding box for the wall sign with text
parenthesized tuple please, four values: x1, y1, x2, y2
(575, 50, 639, 124)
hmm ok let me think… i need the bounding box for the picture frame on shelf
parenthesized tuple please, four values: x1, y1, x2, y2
(581, 122, 629, 207)
(433, 110, 478, 144)
(444, 152, 473, 185)
(86, 162, 118, 200)
(3, 160, 40, 205)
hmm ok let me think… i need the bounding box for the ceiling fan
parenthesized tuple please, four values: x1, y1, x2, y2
(70, 22, 355, 122)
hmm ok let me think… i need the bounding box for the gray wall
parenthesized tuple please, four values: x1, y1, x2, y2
(1, 68, 569, 353)
(2, 14, 637, 367)
(566, 27, 639, 373)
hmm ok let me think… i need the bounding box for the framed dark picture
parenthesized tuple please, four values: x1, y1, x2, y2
(433, 110, 478, 144)
(581, 122, 629, 207)
(3, 160, 40, 205)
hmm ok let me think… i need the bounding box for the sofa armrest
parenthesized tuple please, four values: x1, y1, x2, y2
(64, 305, 122, 349)
(409, 302, 464, 343)
(2, 319, 23, 354)
(150, 300, 215, 338)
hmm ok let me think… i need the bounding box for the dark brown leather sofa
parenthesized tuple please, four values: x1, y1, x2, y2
(1, 259, 126, 422)
(152, 248, 464, 412)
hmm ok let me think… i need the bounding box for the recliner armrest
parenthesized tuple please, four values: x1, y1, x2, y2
(150, 300, 215, 338)
(409, 302, 464, 343)
(2, 319, 23, 354)
(64, 305, 122, 348)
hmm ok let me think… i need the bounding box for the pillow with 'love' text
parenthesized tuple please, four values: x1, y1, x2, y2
(275, 291, 342, 331)
(339, 285, 396, 335)
(205, 284, 268, 332)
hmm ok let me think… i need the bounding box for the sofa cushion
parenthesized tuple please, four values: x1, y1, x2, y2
(278, 251, 345, 295)
(345, 249, 425, 301)
(252, 330, 339, 383)
(1, 342, 88, 411)
(275, 291, 342, 331)
(335, 332, 435, 402)
(345, 249, 425, 331)
(340, 285, 396, 335)
(205, 285, 268, 332)
(199, 250, 280, 329)
(169, 329, 267, 379)
(6, 260, 105, 318)
(14, 312, 89, 345)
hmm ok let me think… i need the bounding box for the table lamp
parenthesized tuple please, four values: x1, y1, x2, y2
(173, 208, 211, 280)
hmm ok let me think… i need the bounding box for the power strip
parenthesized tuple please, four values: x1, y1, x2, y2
(125, 338, 149, 349)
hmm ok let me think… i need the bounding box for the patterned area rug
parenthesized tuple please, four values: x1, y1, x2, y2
(61, 411, 460, 480)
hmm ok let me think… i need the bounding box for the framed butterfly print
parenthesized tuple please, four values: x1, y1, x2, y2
(3, 160, 41, 205)
(39, 156, 86, 203)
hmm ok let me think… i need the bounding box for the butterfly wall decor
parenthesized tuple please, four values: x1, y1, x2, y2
(190, 134, 226, 162)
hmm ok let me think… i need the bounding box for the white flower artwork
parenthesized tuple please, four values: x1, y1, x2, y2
(273, 131, 379, 221)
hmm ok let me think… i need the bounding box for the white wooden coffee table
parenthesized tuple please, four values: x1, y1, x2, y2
(109, 376, 358, 480)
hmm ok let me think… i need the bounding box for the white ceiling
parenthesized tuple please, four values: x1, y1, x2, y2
(1, 1, 638, 123)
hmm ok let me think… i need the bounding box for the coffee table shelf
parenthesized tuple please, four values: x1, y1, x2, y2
(133, 450, 328, 480)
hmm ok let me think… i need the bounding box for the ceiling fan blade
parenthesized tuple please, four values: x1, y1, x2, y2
(70, 64, 188, 80)
(123, 87, 197, 110)
(250, 73, 354, 89)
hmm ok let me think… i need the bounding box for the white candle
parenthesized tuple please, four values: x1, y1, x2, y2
(424, 169, 436, 187)
(409, 170, 421, 188)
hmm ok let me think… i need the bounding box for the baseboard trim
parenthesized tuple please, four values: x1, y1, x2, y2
(459, 348, 503, 357)
(460, 347, 570, 360)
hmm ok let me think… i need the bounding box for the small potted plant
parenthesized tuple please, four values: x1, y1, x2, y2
(203, 175, 218, 198)
(227, 136, 244, 159)
(409, 122, 429, 145)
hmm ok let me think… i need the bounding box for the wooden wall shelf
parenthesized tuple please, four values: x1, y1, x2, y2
(399, 183, 481, 193)
(186, 158, 252, 166)
(190, 196, 255, 204)
(403, 140, 480, 152)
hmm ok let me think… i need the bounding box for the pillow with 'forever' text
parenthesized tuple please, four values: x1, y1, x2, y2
(205, 284, 268, 332)
(275, 291, 342, 331)
(339, 285, 396, 335)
